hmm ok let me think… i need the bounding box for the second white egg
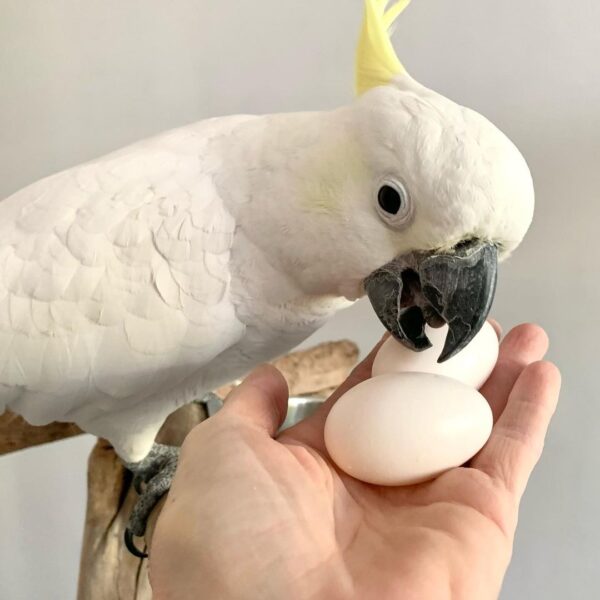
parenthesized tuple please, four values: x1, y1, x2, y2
(372, 321, 499, 389)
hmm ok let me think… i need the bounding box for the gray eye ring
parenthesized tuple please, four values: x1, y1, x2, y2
(375, 178, 413, 228)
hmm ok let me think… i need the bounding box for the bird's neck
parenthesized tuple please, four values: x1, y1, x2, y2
(221, 106, 361, 299)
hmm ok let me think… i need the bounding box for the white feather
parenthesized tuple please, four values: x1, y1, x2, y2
(0, 118, 255, 460)
(0, 80, 534, 462)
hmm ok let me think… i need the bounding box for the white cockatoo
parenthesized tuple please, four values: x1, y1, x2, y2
(0, 0, 534, 551)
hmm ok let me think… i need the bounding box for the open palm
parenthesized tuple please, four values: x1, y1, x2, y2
(150, 324, 560, 600)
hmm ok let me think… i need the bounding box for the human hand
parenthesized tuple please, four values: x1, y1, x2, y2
(149, 324, 560, 600)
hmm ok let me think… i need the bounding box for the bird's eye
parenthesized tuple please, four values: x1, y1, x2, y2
(375, 179, 413, 227)
(378, 185, 402, 215)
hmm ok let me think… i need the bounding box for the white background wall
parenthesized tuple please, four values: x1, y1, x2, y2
(0, 1, 598, 598)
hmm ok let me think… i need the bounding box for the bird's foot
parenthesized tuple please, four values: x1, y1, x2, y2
(123, 393, 223, 557)
(124, 443, 180, 558)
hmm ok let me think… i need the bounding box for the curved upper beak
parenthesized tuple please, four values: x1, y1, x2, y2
(364, 240, 498, 363)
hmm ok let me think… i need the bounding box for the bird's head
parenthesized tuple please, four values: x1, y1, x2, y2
(301, 0, 534, 361)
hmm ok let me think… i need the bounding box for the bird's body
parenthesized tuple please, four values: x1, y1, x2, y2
(1, 0, 535, 476)
(0, 111, 352, 460)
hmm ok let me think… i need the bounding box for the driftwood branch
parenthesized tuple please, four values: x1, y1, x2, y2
(0, 340, 358, 457)
(0, 341, 358, 599)
(0, 412, 83, 455)
(60, 340, 358, 600)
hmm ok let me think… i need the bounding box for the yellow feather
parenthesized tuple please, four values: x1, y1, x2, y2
(356, 0, 412, 96)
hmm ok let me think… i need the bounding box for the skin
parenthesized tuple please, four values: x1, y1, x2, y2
(149, 323, 561, 600)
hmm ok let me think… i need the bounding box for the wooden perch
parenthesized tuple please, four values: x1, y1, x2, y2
(0, 341, 358, 599)
(0, 340, 358, 457)
(3, 340, 359, 600)
(0, 412, 83, 456)
(0, 340, 357, 600)
(77, 340, 358, 599)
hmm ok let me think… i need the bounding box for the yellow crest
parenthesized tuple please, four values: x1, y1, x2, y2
(356, 0, 412, 95)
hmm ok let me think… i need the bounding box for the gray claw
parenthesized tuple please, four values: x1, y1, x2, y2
(125, 443, 180, 558)
(124, 528, 148, 559)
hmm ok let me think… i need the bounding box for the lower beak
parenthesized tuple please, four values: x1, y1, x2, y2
(364, 240, 498, 363)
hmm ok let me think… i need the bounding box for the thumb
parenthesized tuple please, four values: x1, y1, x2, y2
(220, 364, 289, 437)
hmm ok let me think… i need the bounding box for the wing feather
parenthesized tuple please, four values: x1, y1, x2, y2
(0, 121, 246, 436)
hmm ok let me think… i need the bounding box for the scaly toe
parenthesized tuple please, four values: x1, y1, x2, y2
(124, 444, 180, 557)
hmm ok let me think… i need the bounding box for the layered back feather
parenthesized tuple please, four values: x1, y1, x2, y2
(356, 0, 412, 95)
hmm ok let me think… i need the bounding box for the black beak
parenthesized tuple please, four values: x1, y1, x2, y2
(364, 240, 498, 363)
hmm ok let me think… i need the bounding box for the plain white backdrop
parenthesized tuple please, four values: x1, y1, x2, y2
(0, 1, 598, 598)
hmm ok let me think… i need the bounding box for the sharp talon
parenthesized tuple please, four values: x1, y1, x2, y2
(124, 442, 179, 556)
(124, 528, 148, 559)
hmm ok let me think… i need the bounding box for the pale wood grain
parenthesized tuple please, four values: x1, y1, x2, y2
(70, 340, 359, 600)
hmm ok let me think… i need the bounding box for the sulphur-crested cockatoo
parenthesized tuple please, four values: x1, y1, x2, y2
(0, 0, 533, 552)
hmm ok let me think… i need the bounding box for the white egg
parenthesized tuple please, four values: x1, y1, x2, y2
(324, 373, 493, 486)
(372, 321, 499, 389)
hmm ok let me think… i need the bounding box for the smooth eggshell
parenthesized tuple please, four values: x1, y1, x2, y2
(372, 321, 499, 389)
(324, 373, 493, 486)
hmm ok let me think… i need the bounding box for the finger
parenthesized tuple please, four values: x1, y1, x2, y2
(220, 364, 289, 437)
(281, 333, 389, 450)
(488, 318, 502, 340)
(472, 361, 561, 498)
(480, 324, 549, 422)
